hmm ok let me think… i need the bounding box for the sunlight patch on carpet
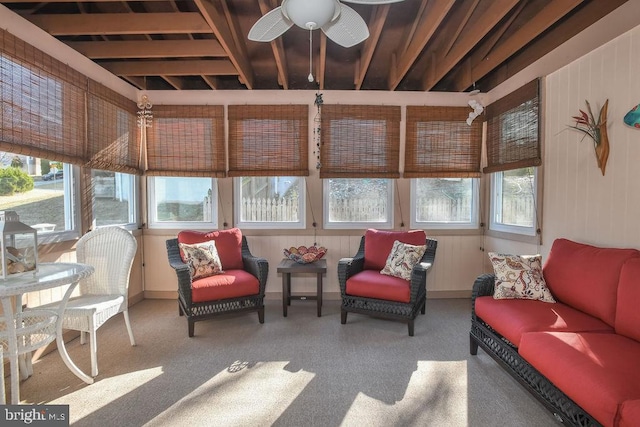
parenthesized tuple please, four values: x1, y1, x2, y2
(147, 361, 315, 426)
(51, 367, 164, 420)
(341, 361, 467, 426)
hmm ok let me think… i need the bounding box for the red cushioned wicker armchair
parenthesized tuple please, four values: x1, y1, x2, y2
(166, 228, 268, 337)
(338, 229, 437, 336)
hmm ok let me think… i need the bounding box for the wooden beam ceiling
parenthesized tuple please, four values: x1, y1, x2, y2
(0, 0, 627, 91)
(65, 40, 226, 58)
(27, 13, 213, 35)
(388, 0, 456, 91)
(422, 0, 521, 90)
(99, 59, 238, 76)
(193, 0, 254, 88)
(451, 0, 585, 91)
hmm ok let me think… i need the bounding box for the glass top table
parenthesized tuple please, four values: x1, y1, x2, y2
(0, 262, 95, 404)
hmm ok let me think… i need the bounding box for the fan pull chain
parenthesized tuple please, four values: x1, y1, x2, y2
(308, 28, 314, 83)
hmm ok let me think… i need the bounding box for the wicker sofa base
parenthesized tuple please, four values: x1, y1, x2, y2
(341, 293, 426, 336)
(470, 319, 601, 427)
(179, 294, 264, 337)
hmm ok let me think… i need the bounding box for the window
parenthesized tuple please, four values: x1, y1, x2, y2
(148, 177, 217, 229)
(490, 167, 538, 236)
(411, 178, 479, 229)
(485, 79, 541, 238)
(324, 178, 393, 229)
(0, 154, 79, 241)
(234, 176, 305, 229)
(91, 170, 138, 228)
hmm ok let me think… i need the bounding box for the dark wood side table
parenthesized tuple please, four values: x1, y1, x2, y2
(277, 258, 327, 317)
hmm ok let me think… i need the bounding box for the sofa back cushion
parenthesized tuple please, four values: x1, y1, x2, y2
(177, 228, 244, 270)
(543, 238, 640, 326)
(615, 258, 640, 341)
(363, 229, 426, 271)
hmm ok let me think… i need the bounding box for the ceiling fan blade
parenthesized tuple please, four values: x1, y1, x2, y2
(248, 6, 294, 42)
(341, 0, 405, 4)
(321, 4, 369, 48)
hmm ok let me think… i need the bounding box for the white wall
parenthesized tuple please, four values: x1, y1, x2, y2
(543, 25, 640, 251)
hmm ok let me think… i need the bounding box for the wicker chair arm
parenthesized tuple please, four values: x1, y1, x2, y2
(471, 273, 495, 317)
(337, 256, 365, 294)
(408, 238, 438, 302)
(241, 237, 269, 295)
(337, 237, 366, 295)
(166, 238, 193, 307)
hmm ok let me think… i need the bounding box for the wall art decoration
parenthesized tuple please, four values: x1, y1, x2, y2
(624, 103, 640, 128)
(569, 99, 609, 176)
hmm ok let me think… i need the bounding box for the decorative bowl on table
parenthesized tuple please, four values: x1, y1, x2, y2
(284, 245, 327, 264)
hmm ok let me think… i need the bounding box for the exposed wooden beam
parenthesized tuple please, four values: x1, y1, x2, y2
(442, 0, 480, 57)
(318, 33, 327, 90)
(162, 76, 186, 90)
(355, 5, 390, 90)
(422, 0, 520, 90)
(398, 0, 429, 57)
(480, 0, 628, 91)
(388, 0, 456, 91)
(99, 59, 238, 76)
(202, 75, 219, 90)
(193, 0, 254, 89)
(121, 76, 147, 89)
(437, 1, 525, 91)
(65, 39, 226, 59)
(470, 0, 528, 67)
(26, 13, 213, 35)
(452, 0, 584, 91)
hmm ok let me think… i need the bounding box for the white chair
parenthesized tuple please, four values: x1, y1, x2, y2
(43, 226, 137, 377)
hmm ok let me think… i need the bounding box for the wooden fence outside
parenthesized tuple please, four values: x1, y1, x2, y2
(205, 194, 533, 225)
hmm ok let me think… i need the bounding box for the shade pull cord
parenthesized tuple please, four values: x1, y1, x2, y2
(395, 180, 405, 228)
(218, 183, 228, 228)
(305, 179, 318, 245)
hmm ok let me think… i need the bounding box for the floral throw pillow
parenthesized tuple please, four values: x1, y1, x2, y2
(380, 240, 427, 281)
(488, 252, 555, 303)
(179, 240, 223, 280)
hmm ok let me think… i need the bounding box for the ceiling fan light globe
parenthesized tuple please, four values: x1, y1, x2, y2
(285, 0, 337, 29)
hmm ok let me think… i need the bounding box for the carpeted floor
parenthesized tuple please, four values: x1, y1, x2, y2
(14, 298, 558, 426)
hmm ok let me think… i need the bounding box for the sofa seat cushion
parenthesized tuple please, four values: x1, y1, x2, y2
(543, 238, 640, 326)
(475, 296, 613, 347)
(346, 270, 411, 303)
(363, 229, 426, 271)
(191, 269, 259, 303)
(519, 332, 640, 427)
(619, 400, 640, 427)
(178, 228, 244, 270)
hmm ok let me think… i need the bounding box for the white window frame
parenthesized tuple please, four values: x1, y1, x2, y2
(489, 168, 538, 236)
(233, 177, 305, 230)
(410, 178, 480, 230)
(30, 163, 81, 244)
(91, 171, 139, 230)
(323, 179, 394, 230)
(147, 177, 218, 230)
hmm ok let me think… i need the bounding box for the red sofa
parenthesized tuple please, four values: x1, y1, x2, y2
(470, 238, 640, 427)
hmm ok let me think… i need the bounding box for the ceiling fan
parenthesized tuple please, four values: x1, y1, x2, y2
(248, 0, 405, 48)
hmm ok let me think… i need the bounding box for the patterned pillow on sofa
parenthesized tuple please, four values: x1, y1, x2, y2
(489, 252, 555, 302)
